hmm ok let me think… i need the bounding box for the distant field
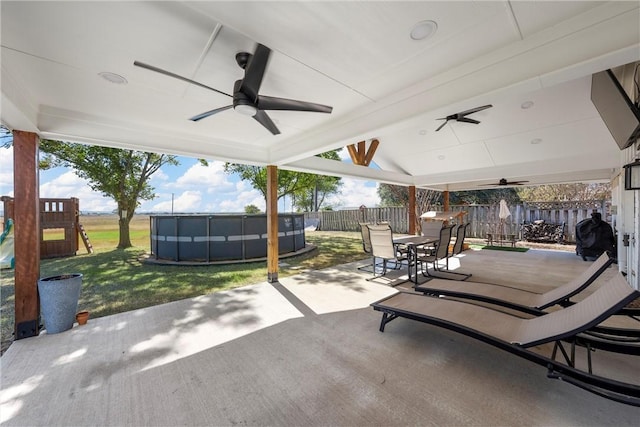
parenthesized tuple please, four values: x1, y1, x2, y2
(73, 214, 151, 250)
(1, 214, 151, 250)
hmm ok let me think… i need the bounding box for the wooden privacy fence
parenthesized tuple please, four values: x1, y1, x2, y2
(308, 207, 409, 233)
(305, 200, 609, 243)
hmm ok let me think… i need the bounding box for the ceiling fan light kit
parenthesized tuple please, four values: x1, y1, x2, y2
(134, 43, 333, 135)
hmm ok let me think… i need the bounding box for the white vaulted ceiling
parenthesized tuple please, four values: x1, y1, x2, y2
(2, 1, 639, 191)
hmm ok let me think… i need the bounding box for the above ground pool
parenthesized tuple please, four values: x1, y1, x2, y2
(149, 214, 307, 264)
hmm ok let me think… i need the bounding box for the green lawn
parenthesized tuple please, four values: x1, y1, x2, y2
(0, 215, 367, 353)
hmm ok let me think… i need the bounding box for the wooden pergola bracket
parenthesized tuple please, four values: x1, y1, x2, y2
(346, 139, 379, 166)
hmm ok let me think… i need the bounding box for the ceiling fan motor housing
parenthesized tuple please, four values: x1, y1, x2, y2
(232, 80, 257, 115)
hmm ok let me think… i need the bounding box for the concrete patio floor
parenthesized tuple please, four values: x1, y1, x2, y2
(1, 248, 638, 426)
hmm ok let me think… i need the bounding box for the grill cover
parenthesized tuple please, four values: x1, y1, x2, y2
(575, 212, 615, 260)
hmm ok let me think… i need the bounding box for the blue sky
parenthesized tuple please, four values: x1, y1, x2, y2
(0, 146, 380, 214)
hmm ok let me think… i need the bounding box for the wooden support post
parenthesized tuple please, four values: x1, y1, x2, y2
(443, 190, 450, 212)
(408, 185, 416, 235)
(266, 165, 279, 283)
(13, 130, 40, 339)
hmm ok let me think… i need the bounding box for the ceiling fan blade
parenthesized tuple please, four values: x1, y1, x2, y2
(239, 44, 271, 103)
(457, 104, 493, 117)
(133, 61, 232, 98)
(189, 105, 233, 122)
(457, 117, 480, 124)
(435, 120, 449, 132)
(257, 95, 333, 113)
(253, 110, 280, 135)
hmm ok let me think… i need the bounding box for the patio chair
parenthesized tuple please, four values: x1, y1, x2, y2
(357, 222, 376, 272)
(451, 222, 470, 256)
(415, 224, 460, 279)
(434, 222, 473, 280)
(371, 271, 640, 406)
(414, 252, 614, 315)
(421, 219, 443, 239)
(366, 224, 408, 281)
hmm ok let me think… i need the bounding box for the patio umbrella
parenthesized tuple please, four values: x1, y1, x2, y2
(499, 199, 511, 237)
(499, 199, 511, 220)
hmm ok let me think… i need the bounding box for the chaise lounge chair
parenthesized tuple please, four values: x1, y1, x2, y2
(371, 271, 640, 405)
(414, 252, 614, 315)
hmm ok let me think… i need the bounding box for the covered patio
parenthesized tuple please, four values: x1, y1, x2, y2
(1, 1, 639, 422)
(2, 248, 638, 425)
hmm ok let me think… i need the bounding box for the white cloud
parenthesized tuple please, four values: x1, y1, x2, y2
(40, 171, 116, 212)
(173, 161, 234, 192)
(217, 188, 265, 212)
(150, 168, 169, 182)
(0, 146, 14, 196)
(150, 190, 202, 213)
(337, 147, 351, 161)
(327, 178, 379, 209)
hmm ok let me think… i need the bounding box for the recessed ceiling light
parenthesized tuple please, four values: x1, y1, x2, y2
(530, 138, 542, 145)
(521, 101, 534, 109)
(410, 20, 437, 41)
(419, 129, 427, 135)
(437, 155, 446, 160)
(98, 72, 127, 85)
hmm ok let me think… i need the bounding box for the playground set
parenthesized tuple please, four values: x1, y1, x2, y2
(1, 196, 92, 268)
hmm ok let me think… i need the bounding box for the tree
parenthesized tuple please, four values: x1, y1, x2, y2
(377, 184, 441, 231)
(378, 184, 441, 210)
(224, 150, 342, 211)
(449, 188, 521, 205)
(290, 150, 342, 212)
(39, 140, 178, 248)
(515, 183, 610, 202)
(244, 204, 261, 214)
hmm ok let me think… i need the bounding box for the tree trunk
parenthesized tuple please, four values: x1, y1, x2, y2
(118, 211, 132, 248)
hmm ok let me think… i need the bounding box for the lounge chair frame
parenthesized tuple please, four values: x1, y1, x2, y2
(371, 274, 640, 406)
(414, 253, 614, 316)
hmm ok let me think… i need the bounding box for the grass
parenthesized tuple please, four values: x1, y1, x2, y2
(0, 215, 368, 352)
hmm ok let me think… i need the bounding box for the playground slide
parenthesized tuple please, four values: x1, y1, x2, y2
(0, 219, 15, 269)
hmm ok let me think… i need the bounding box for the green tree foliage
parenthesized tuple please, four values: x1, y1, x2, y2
(39, 140, 178, 248)
(378, 184, 442, 210)
(224, 150, 342, 212)
(515, 183, 610, 202)
(291, 150, 342, 212)
(449, 188, 521, 205)
(377, 184, 442, 231)
(244, 204, 261, 214)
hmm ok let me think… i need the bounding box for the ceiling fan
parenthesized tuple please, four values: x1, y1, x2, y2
(435, 104, 493, 131)
(480, 178, 530, 187)
(134, 43, 333, 135)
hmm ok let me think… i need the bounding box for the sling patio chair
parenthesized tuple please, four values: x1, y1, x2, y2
(451, 222, 470, 256)
(435, 222, 473, 280)
(366, 224, 409, 282)
(414, 224, 470, 280)
(371, 271, 640, 406)
(357, 222, 376, 272)
(421, 219, 444, 240)
(414, 252, 614, 316)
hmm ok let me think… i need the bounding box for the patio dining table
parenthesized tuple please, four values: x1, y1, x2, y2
(393, 235, 438, 284)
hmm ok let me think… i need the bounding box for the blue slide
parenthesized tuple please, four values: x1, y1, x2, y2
(0, 219, 15, 269)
